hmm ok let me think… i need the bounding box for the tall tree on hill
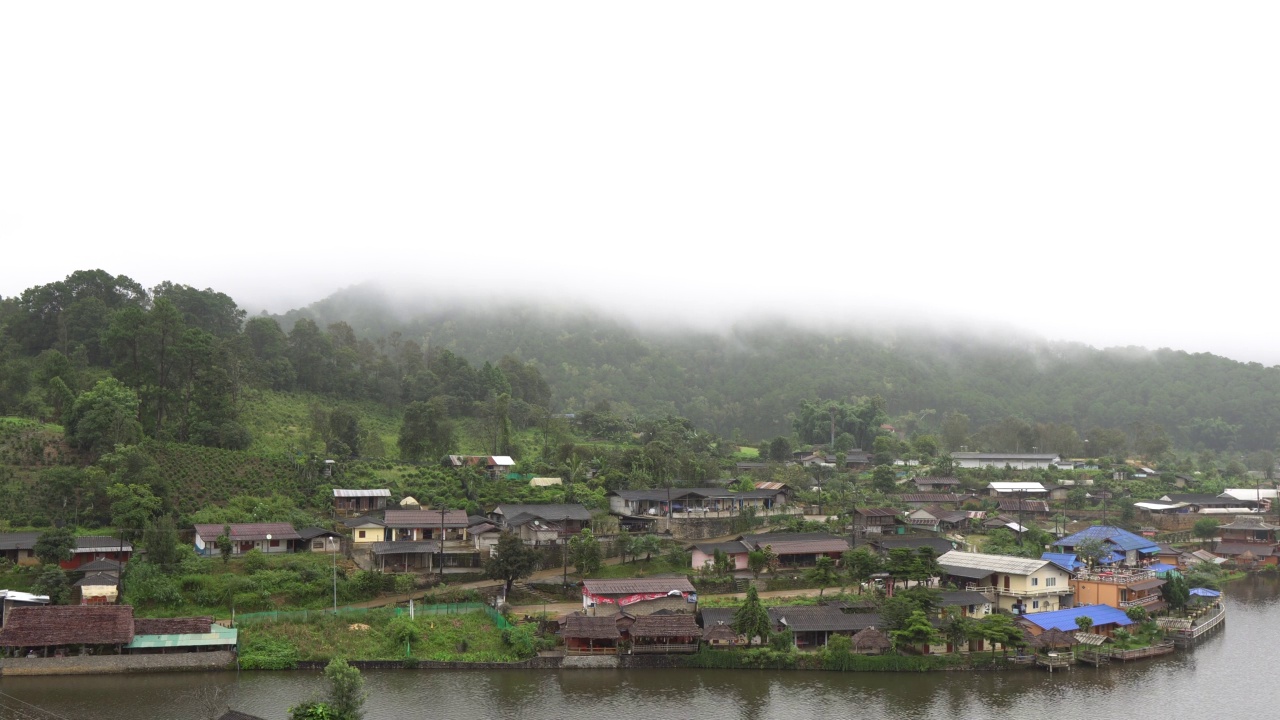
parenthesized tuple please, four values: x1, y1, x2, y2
(398, 398, 454, 462)
(65, 378, 143, 459)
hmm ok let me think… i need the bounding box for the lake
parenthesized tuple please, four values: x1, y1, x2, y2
(2, 575, 1274, 719)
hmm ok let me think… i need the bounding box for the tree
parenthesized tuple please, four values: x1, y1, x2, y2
(844, 547, 883, 594)
(635, 534, 661, 563)
(1193, 518, 1220, 545)
(485, 532, 542, 595)
(64, 378, 142, 458)
(890, 610, 938, 653)
(978, 613, 1024, 656)
(31, 565, 71, 605)
(805, 555, 840, 598)
(615, 533, 636, 564)
(142, 514, 181, 571)
(289, 658, 366, 720)
(1074, 615, 1094, 635)
(747, 550, 768, 580)
(732, 586, 771, 647)
(941, 611, 976, 653)
(217, 525, 233, 565)
(398, 398, 454, 462)
(1162, 571, 1191, 611)
(569, 528, 602, 577)
(34, 526, 76, 566)
(107, 483, 162, 545)
(1073, 538, 1108, 569)
(325, 657, 365, 719)
(871, 465, 897, 493)
(767, 437, 792, 463)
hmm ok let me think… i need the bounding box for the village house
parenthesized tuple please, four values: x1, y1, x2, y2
(629, 614, 701, 654)
(985, 481, 1047, 497)
(341, 515, 387, 547)
(689, 532, 849, 572)
(912, 477, 962, 493)
(955, 453, 1062, 470)
(869, 536, 957, 558)
(332, 489, 390, 517)
(73, 573, 119, 605)
(53, 537, 134, 571)
(853, 507, 900, 535)
(582, 577, 696, 616)
(0, 532, 39, 566)
(937, 550, 1073, 615)
(377, 508, 477, 571)
(607, 487, 791, 520)
(1054, 526, 1160, 567)
(0, 605, 135, 657)
(1212, 515, 1280, 565)
(0, 590, 50, 629)
(1158, 494, 1250, 514)
(560, 613, 621, 655)
(897, 493, 965, 509)
(1019, 603, 1135, 640)
(194, 523, 301, 556)
(444, 455, 514, 479)
(698, 606, 884, 651)
(488, 503, 592, 545)
(1071, 566, 1166, 612)
(298, 527, 343, 553)
(997, 498, 1053, 519)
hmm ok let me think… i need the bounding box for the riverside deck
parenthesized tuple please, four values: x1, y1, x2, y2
(1168, 601, 1226, 647)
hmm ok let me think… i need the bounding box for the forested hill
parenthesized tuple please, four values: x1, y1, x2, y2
(1, 270, 1277, 455)
(275, 284, 1279, 452)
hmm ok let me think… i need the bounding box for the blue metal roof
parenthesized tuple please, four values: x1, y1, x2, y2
(1148, 563, 1177, 572)
(1189, 588, 1221, 597)
(1040, 552, 1083, 571)
(1021, 604, 1135, 632)
(1056, 525, 1160, 553)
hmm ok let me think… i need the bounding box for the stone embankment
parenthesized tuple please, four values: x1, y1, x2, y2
(0, 651, 235, 676)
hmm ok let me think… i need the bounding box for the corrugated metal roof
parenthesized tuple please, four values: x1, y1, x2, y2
(383, 509, 469, 528)
(583, 578, 695, 595)
(333, 489, 391, 498)
(938, 550, 1054, 576)
(1057, 525, 1158, 553)
(1021, 604, 1134, 632)
(126, 625, 237, 649)
(986, 482, 1047, 492)
(194, 524, 301, 542)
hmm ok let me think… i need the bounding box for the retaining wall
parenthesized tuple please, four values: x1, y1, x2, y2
(0, 651, 235, 676)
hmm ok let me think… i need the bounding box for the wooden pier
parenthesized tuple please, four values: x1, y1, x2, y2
(1169, 602, 1226, 647)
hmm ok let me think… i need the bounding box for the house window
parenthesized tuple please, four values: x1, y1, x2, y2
(270, 540, 280, 548)
(1032, 600, 1040, 609)
(313, 540, 324, 550)
(1031, 577, 1039, 586)
(1046, 577, 1057, 587)
(358, 531, 366, 539)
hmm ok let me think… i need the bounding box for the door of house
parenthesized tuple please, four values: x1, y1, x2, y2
(1003, 575, 1010, 591)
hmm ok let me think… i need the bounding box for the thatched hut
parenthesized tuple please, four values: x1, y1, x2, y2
(850, 626, 891, 654)
(1029, 628, 1079, 650)
(702, 622, 739, 648)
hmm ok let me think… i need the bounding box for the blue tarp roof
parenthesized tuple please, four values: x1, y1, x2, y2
(1189, 588, 1221, 597)
(1099, 551, 1125, 565)
(1040, 552, 1083, 571)
(1021, 604, 1135, 632)
(1056, 525, 1160, 553)
(1148, 563, 1177, 572)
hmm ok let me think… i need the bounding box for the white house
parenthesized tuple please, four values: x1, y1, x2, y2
(953, 453, 1062, 470)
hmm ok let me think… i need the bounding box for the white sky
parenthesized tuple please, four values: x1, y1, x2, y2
(2, 3, 1278, 362)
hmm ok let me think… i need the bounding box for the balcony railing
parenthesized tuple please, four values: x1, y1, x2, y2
(1120, 594, 1162, 608)
(969, 585, 1068, 598)
(1075, 569, 1156, 584)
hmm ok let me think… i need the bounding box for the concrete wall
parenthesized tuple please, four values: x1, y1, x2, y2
(0, 651, 235, 676)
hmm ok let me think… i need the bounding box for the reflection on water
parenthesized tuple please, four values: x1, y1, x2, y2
(0, 576, 1271, 720)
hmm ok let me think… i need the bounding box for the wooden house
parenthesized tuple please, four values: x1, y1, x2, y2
(702, 621, 739, 648)
(690, 532, 849, 572)
(382, 509, 477, 570)
(912, 477, 962, 493)
(630, 614, 701, 654)
(560, 614, 621, 655)
(1212, 515, 1280, 565)
(853, 507, 900, 535)
(0, 605, 135, 656)
(0, 532, 40, 566)
(768, 605, 882, 650)
(332, 489, 390, 517)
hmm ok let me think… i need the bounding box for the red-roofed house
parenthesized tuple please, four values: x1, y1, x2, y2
(194, 523, 302, 556)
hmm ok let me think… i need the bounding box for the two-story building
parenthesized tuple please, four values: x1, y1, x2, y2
(379, 508, 478, 570)
(1071, 566, 1166, 612)
(1212, 515, 1280, 565)
(488, 504, 592, 545)
(853, 507, 900, 535)
(937, 550, 1073, 615)
(1054, 526, 1160, 567)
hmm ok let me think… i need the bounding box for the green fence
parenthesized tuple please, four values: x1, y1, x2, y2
(233, 602, 511, 629)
